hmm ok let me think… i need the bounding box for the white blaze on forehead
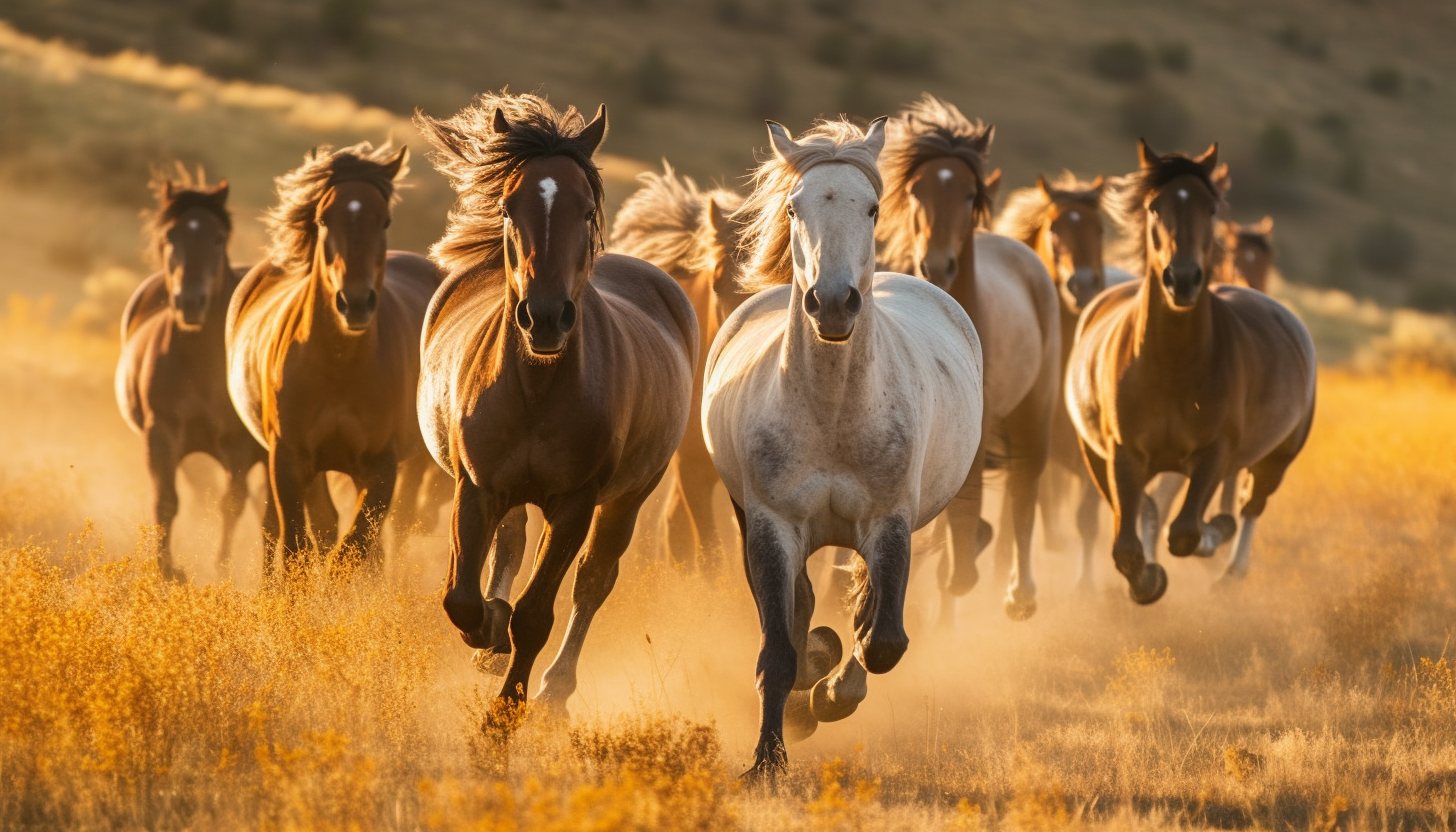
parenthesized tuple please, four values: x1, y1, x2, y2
(186, 219, 200, 231)
(538, 176, 558, 247)
(1068, 210, 1081, 223)
(1177, 188, 1189, 202)
(937, 167, 954, 183)
(1245, 249, 1257, 262)
(347, 199, 362, 213)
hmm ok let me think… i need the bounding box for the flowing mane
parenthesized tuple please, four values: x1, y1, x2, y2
(736, 118, 883, 292)
(878, 94, 995, 272)
(416, 91, 606, 280)
(1108, 151, 1225, 273)
(264, 142, 406, 276)
(610, 161, 742, 282)
(143, 163, 231, 267)
(993, 172, 1105, 248)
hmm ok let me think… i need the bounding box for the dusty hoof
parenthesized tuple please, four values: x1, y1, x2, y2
(803, 626, 843, 684)
(472, 648, 512, 676)
(741, 740, 788, 784)
(482, 598, 513, 651)
(783, 690, 819, 743)
(810, 657, 866, 722)
(1128, 562, 1169, 605)
(1213, 567, 1247, 590)
(1201, 515, 1238, 556)
(946, 559, 979, 596)
(158, 561, 188, 583)
(976, 518, 993, 552)
(1004, 593, 1037, 621)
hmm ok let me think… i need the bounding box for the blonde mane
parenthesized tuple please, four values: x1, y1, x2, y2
(736, 119, 884, 292)
(877, 94, 994, 274)
(993, 172, 1106, 248)
(610, 162, 743, 282)
(263, 142, 405, 276)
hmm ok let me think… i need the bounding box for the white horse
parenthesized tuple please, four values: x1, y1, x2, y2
(703, 117, 983, 778)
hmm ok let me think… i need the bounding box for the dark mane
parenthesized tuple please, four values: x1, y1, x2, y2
(878, 94, 995, 272)
(264, 142, 406, 275)
(1109, 150, 1224, 271)
(416, 91, 606, 280)
(143, 163, 231, 267)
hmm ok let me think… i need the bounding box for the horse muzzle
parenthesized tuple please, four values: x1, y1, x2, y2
(919, 255, 958, 291)
(172, 292, 209, 329)
(335, 288, 379, 331)
(1066, 268, 1105, 312)
(515, 297, 578, 356)
(804, 284, 862, 343)
(1161, 265, 1204, 309)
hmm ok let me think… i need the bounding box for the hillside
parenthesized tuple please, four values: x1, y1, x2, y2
(6, 0, 1456, 312)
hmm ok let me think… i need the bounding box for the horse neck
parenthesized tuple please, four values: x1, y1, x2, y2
(1134, 272, 1215, 374)
(781, 279, 876, 417)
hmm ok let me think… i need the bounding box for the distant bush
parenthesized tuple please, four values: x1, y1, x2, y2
(1407, 281, 1456, 316)
(1366, 64, 1403, 98)
(1356, 219, 1417, 277)
(1257, 121, 1298, 172)
(714, 0, 747, 25)
(1273, 24, 1326, 60)
(808, 0, 857, 18)
(1090, 38, 1149, 84)
(1117, 84, 1189, 147)
(1312, 109, 1350, 142)
(867, 33, 936, 77)
(192, 0, 236, 36)
(745, 57, 790, 119)
(1156, 42, 1191, 74)
(632, 46, 678, 107)
(836, 68, 881, 120)
(1336, 147, 1365, 195)
(811, 27, 852, 68)
(321, 0, 372, 54)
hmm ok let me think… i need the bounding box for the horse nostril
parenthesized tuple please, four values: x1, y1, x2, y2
(803, 287, 821, 316)
(335, 291, 348, 315)
(1162, 268, 1176, 289)
(945, 257, 957, 277)
(559, 300, 577, 332)
(514, 299, 533, 330)
(365, 288, 378, 313)
(844, 287, 863, 315)
(918, 260, 930, 279)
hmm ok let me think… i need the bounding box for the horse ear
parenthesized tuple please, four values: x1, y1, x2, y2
(984, 168, 1002, 203)
(493, 107, 511, 135)
(1257, 215, 1274, 235)
(381, 146, 409, 181)
(210, 180, 229, 204)
(1089, 175, 1106, 194)
(1211, 162, 1232, 195)
(1137, 139, 1160, 170)
(575, 104, 608, 156)
(861, 116, 889, 159)
(972, 125, 995, 154)
(315, 187, 337, 221)
(765, 120, 800, 163)
(707, 197, 731, 237)
(1035, 174, 1051, 196)
(1195, 142, 1219, 173)
(161, 180, 174, 201)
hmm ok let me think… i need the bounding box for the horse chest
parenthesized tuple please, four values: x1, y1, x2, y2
(745, 410, 911, 522)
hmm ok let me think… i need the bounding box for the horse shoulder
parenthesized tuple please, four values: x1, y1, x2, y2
(226, 261, 287, 343)
(593, 253, 699, 357)
(120, 272, 170, 343)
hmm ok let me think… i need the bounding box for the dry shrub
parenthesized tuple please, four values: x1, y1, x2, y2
(1354, 309, 1456, 379)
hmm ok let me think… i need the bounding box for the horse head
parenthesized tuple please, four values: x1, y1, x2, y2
(1136, 139, 1222, 310)
(1037, 173, 1109, 313)
(154, 178, 231, 330)
(313, 146, 407, 333)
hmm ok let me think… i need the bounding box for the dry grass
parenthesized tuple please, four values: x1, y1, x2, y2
(4, 310, 1456, 830)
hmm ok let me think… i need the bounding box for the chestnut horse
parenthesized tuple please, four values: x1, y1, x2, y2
(992, 173, 1135, 588)
(877, 94, 1060, 620)
(415, 93, 696, 709)
(1066, 142, 1316, 602)
(609, 162, 744, 571)
(117, 168, 263, 580)
(227, 143, 439, 574)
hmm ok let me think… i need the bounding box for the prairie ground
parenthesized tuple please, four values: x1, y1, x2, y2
(4, 293, 1456, 832)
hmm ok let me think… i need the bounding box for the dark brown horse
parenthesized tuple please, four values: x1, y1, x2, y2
(1218, 216, 1276, 293)
(117, 167, 260, 579)
(609, 162, 744, 571)
(993, 172, 1133, 588)
(877, 94, 1061, 620)
(1065, 141, 1316, 602)
(415, 93, 696, 709)
(227, 143, 440, 574)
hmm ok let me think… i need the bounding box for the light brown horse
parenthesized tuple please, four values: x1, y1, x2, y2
(1066, 141, 1316, 602)
(227, 143, 440, 575)
(415, 93, 696, 709)
(116, 167, 262, 580)
(877, 94, 1060, 620)
(1218, 216, 1276, 293)
(609, 162, 744, 571)
(993, 172, 1134, 588)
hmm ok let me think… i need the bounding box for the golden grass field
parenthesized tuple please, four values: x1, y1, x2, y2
(4, 10, 1456, 831)
(5, 287, 1456, 831)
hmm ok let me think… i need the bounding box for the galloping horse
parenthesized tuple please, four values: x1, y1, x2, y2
(1066, 141, 1316, 602)
(1218, 216, 1276, 292)
(610, 163, 744, 571)
(415, 93, 696, 709)
(227, 143, 439, 574)
(117, 167, 260, 580)
(993, 173, 1134, 588)
(704, 118, 982, 777)
(877, 94, 1059, 619)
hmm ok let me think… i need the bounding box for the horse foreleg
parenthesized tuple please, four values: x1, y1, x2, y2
(1168, 446, 1236, 558)
(1105, 446, 1166, 605)
(499, 492, 598, 703)
(943, 449, 992, 597)
(539, 480, 661, 712)
(740, 507, 804, 781)
(145, 427, 186, 582)
(340, 453, 397, 572)
(470, 504, 528, 675)
(388, 453, 428, 544)
(305, 477, 339, 552)
(217, 464, 250, 573)
(680, 460, 724, 574)
(444, 475, 508, 649)
(1074, 472, 1101, 592)
(269, 445, 313, 580)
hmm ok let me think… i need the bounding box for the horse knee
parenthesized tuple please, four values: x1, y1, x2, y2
(443, 590, 485, 641)
(858, 630, 908, 675)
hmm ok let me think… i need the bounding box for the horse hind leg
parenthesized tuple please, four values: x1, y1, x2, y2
(216, 464, 251, 574)
(679, 461, 725, 574)
(943, 448, 993, 597)
(1221, 432, 1304, 583)
(304, 477, 339, 554)
(1074, 472, 1102, 592)
(337, 453, 398, 573)
(1167, 448, 1238, 559)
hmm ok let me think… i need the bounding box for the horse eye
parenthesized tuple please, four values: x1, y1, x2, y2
(383, 217, 392, 229)
(786, 203, 797, 219)
(499, 201, 510, 221)
(586, 207, 597, 222)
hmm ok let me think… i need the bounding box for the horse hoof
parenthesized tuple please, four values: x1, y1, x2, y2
(1004, 594, 1037, 621)
(946, 561, 979, 596)
(783, 690, 819, 742)
(976, 519, 994, 553)
(472, 648, 511, 676)
(1167, 528, 1200, 557)
(1128, 562, 1168, 605)
(809, 676, 863, 723)
(804, 626, 843, 683)
(483, 597, 513, 652)
(1203, 515, 1238, 555)
(1213, 568, 1246, 590)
